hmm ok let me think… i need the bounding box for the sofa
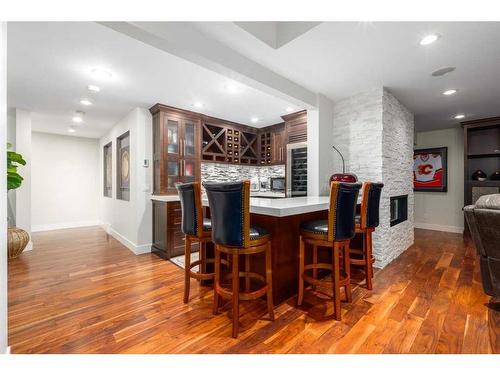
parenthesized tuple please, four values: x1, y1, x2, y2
(464, 194, 500, 299)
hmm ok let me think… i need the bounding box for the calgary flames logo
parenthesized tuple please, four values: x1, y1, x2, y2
(418, 164, 433, 175)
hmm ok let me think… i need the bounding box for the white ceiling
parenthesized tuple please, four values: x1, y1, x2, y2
(194, 21, 500, 131)
(8, 22, 500, 137)
(7, 22, 300, 138)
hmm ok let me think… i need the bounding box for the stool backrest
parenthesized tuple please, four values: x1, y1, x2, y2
(328, 181, 362, 242)
(203, 180, 250, 248)
(359, 182, 384, 229)
(176, 182, 204, 237)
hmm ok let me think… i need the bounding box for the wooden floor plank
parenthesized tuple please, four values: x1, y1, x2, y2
(7, 227, 497, 354)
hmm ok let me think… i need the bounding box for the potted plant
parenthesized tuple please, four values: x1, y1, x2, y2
(7, 143, 29, 258)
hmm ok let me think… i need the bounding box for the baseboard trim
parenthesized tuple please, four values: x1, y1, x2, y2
(32, 220, 101, 232)
(103, 225, 152, 255)
(414, 222, 464, 234)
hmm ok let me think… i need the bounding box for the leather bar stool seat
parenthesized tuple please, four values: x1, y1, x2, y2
(298, 181, 361, 321)
(300, 220, 329, 237)
(204, 180, 274, 338)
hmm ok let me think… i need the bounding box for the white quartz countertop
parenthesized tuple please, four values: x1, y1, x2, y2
(151, 195, 360, 217)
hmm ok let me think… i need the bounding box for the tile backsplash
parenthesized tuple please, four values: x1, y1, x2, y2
(201, 163, 285, 186)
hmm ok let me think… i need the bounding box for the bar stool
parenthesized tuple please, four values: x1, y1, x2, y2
(203, 180, 274, 338)
(297, 181, 361, 320)
(351, 182, 383, 290)
(176, 182, 215, 303)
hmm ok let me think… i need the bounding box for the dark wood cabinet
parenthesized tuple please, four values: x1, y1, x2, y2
(282, 110, 307, 144)
(259, 123, 286, 165)
(152, 200, 197, 259)
(462, 117, 500, 206)
(150, 104, 201, 195)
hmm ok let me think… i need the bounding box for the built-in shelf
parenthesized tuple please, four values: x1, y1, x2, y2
(467, 152, 500, 158)
(466, 180, 500, 187)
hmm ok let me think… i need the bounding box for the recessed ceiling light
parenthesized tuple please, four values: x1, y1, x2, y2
(87, 85, 100, 92)
(91, 68, 113, 80)
(443, 89, 457, 96)
(68, 127, 76, 133)
(193, 102, 203, 109)
(286, 107, 294, 113)
(72, 111, 84, 123)
(80, 99, 92, 106)
(454, 114, 465, 119)
(251, 117, 259, 123)
(420, 34, 440, 46)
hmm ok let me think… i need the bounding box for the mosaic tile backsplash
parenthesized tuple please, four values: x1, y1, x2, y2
(201, 163, 285, 186)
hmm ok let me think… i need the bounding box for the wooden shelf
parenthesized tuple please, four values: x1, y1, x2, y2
(467, 152, 500, 158)
(466, 180, 500, 187)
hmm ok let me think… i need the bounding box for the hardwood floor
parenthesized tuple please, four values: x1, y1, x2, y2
(8, 226, 498, 354)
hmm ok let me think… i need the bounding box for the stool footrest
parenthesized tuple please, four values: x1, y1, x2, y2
(302, 271, 349, 287)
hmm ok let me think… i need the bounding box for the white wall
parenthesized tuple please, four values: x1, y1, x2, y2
(414, 127, 464, 233)
(31, 132, 100, 231)
(99, 107, 152, 254)
(308, 94, 335, 196)
(7, 108, 16, 225)
(1, 21, 9, 354)
(15, 109, 32, 250)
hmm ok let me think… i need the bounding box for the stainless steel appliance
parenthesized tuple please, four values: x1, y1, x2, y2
(286, 142, 307, 197)
(270, 177, 285, 192)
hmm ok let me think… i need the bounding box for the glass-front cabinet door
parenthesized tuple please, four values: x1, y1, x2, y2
(166, 158, 180, 190)
(180, 119, 199, 183)
(183, 120, 196, 158)
(154, 108, 200, 194)
(165, 117, 180, 156)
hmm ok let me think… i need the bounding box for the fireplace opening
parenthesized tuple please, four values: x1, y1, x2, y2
(390, 195, 408, 227)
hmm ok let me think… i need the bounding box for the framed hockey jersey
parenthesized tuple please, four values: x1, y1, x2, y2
(413, 147, 448, 192)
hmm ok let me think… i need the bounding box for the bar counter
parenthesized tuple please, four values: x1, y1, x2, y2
(151, 194, 360, 304)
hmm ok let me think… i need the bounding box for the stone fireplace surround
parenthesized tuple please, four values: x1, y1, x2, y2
(332, 88, 415, 268)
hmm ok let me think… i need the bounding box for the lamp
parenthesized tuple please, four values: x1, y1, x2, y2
(330, 145, 358, 183)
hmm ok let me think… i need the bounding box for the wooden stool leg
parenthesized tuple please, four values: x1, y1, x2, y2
(297, 235, 305, 306)
(245, 254, 250, 292)
(213, 247, 221, 315)
(343, 241, 352, 302)
(312, 245, 318, 290)
(265, 242, 275, 321)
(183, 237, 191, 303)
(231, 253, 240, 338)
(332, 242, 341, 320)
(366, 230, 373, 290)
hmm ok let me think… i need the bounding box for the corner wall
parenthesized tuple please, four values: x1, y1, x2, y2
(333, 88, 414, 268)
(99, 107, 153, 254)
(414, 127, 464, 233)
(1, 21, 9, 354)
(31, 132, 100, 232)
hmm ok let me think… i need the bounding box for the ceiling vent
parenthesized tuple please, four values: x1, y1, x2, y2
(431, 66, 456, 77)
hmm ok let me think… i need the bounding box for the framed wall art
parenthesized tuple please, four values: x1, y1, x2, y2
(117, 131, 130, 201)
(413, 147, 448, 192)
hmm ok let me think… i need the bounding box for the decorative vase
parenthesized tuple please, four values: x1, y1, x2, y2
(490, 171, 500, 181)
(330, 173, 358, 183)
(7, 227, 30, 259)
(472, 169, 487, 181)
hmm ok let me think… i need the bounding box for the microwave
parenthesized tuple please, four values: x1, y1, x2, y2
(270, 177, 285, 192)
